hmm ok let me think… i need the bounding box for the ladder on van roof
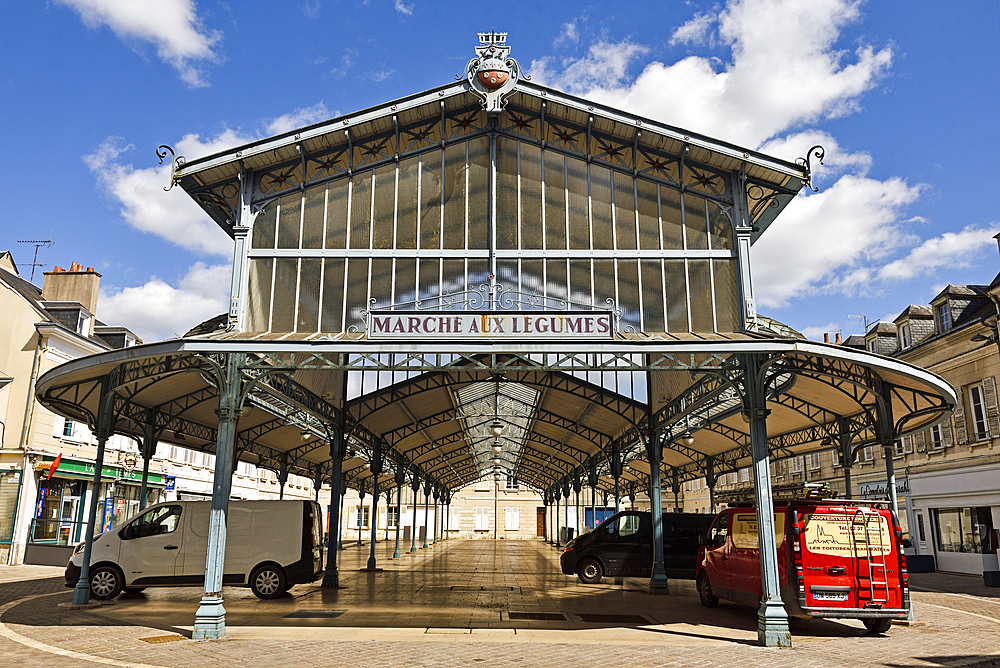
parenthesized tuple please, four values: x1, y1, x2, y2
(851, 507, 889, 606)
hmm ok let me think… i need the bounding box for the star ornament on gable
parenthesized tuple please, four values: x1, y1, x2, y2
(460, 31, 528, 117)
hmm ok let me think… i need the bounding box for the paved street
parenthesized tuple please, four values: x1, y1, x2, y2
(1, 539, 999, 667)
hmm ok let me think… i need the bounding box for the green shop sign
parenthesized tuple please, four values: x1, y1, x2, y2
(39, 457, 165, 486)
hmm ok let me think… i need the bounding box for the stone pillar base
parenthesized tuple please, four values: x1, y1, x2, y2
(648, 566, 670, 595)
(193, 595, 227, 640)
(321, 568, 339, 588)
(757, 600, 791, 647)
(71, 581, 91, 606)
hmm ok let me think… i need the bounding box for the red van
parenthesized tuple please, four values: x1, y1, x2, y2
(696, 498, 909, 633)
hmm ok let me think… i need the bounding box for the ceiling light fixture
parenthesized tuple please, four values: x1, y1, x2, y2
(490, 420, 504, 438)
(679, 434, 695, 447)
(300, 430, 312, 441)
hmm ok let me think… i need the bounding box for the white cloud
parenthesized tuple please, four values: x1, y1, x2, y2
(84, 136, 239, 257)
(266, 102, 331, 135)
(531, 41, 650, 94)
(876, 225, 999, 283)
(369, 68, 395, 82)
(530, 0, 893, 148)
(752, 175, 923, 307)
(669, 13, 714, 47)
(56, 0, 222, 88)
(100, 262, 231, 341)
(302, 0, 321, 19)
(554, 21, 581, 47)
(394, 0, 413, 16)
(85, 105, 338, 257)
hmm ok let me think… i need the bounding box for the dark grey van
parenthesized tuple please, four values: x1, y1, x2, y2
(560, 510, 714, 584)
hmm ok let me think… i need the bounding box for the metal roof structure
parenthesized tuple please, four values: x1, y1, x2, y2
(45, 33, 953, 643)
(35, 331, 954, 498)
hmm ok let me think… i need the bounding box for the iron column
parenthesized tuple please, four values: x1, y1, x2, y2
(72, 378, 115, 606)
(742, 353, 791, 648)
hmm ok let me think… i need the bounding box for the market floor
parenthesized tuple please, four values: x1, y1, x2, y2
(2, 539, 999, 667)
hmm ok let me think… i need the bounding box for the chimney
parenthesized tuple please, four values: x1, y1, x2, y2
(835, 332, 842, 344)
(823, 333, 830, 343)
(42, 262, 101, 314)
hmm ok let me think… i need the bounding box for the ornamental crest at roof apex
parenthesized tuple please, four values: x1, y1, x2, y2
(461, 30, 527, 116)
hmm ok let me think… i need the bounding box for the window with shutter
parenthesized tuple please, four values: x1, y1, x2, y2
(505, 507, 519, 530)
(982, 376, 1000, 436)
(969, 384, 990, 440)
(953, 384, 968, 444)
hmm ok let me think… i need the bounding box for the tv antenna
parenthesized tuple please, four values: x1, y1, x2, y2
(16, 236, 53, 283)
(848, 312, 873, 334)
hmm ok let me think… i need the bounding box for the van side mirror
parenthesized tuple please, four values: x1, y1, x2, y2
(698, 533, 707, 546)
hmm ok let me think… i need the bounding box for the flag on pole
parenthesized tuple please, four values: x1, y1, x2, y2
(47, 453, 62, 480)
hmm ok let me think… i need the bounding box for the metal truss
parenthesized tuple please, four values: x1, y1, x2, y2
(241, 349, 740, 373)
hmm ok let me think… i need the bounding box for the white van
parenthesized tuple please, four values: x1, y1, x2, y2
(65, 500, 324, 600)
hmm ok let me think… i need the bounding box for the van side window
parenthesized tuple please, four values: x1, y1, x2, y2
(121, 505, 182, 540)
(606, 514, 641, 539)
(709, 513, 729, 546)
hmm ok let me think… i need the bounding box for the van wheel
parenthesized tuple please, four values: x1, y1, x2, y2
(697, 572, 719, 608)
(250, 564, 286, 599)
(862, 618, 892, 634)
(89, 565, 123, 600)
(577, 558, 603, 584)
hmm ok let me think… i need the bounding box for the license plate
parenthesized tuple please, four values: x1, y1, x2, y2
(814, 592, 848, 601)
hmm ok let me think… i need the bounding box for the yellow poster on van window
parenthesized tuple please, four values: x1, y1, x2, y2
(731, 512, 785, 549)
(803, 513, 893, 556)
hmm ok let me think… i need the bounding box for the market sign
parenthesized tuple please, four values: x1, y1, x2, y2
(857, 478, 908, 498)
(368, 312, 614, 340)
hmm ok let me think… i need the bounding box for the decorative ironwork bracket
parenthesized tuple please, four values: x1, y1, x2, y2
(156, 145, 186, 192)
(796, 145, 825, 193)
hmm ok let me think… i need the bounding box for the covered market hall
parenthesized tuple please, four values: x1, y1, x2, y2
(34, 33, 954, 648)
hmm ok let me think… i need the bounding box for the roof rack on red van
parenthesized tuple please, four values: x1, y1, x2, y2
(721, 482, 841, 506)
(720, 482, 895, 507)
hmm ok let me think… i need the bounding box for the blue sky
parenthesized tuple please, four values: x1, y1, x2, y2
(1, 0, 997, 342)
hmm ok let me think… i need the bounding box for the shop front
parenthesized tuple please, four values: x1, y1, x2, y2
(24, 455, 165, 566)
(909, 460, 1000, 580)
(0, 469, 23, 563)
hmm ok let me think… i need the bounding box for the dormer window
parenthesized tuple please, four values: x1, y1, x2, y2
(76, 311, 91, 336)
(867, 338, 877, 353)
(938, 303, 951, 332)
(898, 323, 911, 350)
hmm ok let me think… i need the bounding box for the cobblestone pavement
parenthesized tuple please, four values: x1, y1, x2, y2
(1, 541, 999, 667)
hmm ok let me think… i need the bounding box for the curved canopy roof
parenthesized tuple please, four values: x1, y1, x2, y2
(35, 333, 955, 498)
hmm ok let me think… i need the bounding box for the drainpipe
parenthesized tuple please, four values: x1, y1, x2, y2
(17, 332, 43, 452)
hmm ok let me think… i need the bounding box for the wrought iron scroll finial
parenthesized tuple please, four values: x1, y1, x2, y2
(156, 144, 186, 192)
(796, 145, 825, 193)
